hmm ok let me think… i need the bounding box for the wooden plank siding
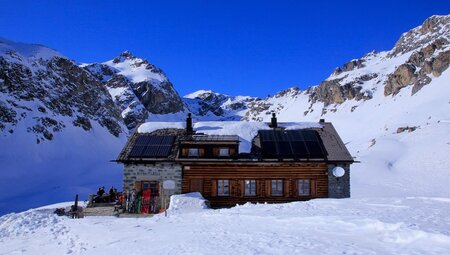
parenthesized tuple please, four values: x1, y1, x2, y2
(182, 163, 328, 208)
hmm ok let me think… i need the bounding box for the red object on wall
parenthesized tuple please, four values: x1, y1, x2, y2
(141, 190, 151, 214)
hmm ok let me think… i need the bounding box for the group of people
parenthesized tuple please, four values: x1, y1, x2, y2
(93, 186, 119, 203)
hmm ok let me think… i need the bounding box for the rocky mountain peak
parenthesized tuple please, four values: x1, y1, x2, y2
(389, 14, 450, 57)
(112, 50, 137, 63)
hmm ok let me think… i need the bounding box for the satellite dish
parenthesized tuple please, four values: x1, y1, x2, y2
(332, 167, 345, 177)
(163, 180, 176, 190)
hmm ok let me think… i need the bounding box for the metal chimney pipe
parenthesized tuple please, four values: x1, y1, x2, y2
(270, 112, 278, 128)
(186, 113, 193, 134)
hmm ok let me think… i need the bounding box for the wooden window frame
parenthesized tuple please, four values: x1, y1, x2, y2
(244, 179, 256, 196)
(217, 179, 230, 196)
(298, 179, 310, 196)
(271, 179, 283, 196)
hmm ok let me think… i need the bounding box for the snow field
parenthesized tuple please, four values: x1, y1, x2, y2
(1, 196, 450, 255)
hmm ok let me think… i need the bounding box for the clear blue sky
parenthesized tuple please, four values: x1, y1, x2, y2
(0, 1, 448, 97)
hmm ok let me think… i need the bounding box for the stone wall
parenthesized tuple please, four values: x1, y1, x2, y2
(123, 163, 182, 208)
(327, 164, 350, 198)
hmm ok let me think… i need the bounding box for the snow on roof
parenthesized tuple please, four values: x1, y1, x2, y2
(138, 121, 322, 153)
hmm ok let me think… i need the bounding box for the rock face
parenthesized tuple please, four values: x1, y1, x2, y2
(1, 14, 448, 138)
(184, 90, 256, 120)
(83, 52, 184, 129)
(0, 38, 124, 142)
(389, 15, 450, 57)
(384, 64, 417, 96)
(234, 15, 449, 121)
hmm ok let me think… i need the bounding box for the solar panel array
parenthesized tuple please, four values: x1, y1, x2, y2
(259, 130, 327, 159)
(128, 135, 175, 158)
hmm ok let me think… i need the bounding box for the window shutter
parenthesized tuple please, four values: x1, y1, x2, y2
(293, 179, 298, 196)
(257, 179, 264, 197)
(182, 148, 188, 157)
(265, 179, 271, 196)
(211, 180, 217, 197)
(230, 148, 236, 156)
(310, 179, 316, 196)
(240, 180, 245, 197)
(199, 148, 205, 157)
(284, 179, 290, 197)
(213, 147, 219, 157)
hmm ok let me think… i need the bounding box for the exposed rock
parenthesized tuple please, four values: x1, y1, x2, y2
(332, 67, 342, 76)
(431, 50, 450, 77)
(73, 116, 92, 131)
(83, 53, 184, 129)
(342, 59, 365, 72)
(412, 75, 432, 95)
(396, 126, 418, 133)
(0, 45, 125, 141)
(309, 76, 373, 106)
(389, 15, 450, 57)
(384, 64, 416, 96)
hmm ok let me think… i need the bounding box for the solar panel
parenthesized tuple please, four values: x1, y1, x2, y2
(129, 135, 175, 158)
(259, 130, 327, 159)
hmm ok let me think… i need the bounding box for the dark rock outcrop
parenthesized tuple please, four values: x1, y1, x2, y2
(384, 64, 417, 96)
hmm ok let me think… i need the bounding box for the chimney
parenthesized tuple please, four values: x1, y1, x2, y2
(270, 112, 278, 128)
(186, 113, 193, 134)
(319, 119, 325, 123)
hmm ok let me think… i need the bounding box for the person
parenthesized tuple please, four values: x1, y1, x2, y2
(97, 186, 105, 196)
(109, 186, 116, 202)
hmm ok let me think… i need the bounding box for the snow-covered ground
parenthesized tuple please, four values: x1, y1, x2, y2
(1, 195, 449, 255)
(0, 122, 125, 216)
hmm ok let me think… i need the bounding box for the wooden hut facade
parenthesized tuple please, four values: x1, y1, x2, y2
(116, 114, 353, 210)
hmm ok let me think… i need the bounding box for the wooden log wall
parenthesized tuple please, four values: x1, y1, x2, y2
(182, 163, 328, 207)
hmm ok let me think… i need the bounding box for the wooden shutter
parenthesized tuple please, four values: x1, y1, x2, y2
(181, 148, 188, 157)
(199, 148, 205, 157)
(213, 147, 219, 157)
(211, 180, 217, 197)
(230, 148, 236, 156)
(310, 179, 316, 197)
(240, 180, 245, 197)
(284, 179, 290, 197)
(293, 179, 298, 197)
(265, 179, 271, 196)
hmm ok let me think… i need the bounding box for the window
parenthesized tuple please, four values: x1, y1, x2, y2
(244, 180, 256, 196)
(271, 179, 283, 196)
(219, 148, 230, 157)
(298, 179, 310, 196)
(188, 148, 199, 157)
(217, 180, 229, 196)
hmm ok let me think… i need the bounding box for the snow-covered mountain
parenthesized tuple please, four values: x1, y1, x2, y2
(83, 51, 184, 129)
(179, 16, 450, 198)
(0, 14, 448, 215)
(0, 38, 128, 215)
(182, 15, 450, 196)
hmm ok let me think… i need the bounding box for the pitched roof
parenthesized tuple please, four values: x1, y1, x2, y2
(316, 122, 353, 162)
(116, 121, 353, 163)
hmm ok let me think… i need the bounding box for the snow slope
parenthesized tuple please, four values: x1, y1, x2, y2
(1, 196, 449, 254)
(0, 121, 126, 216)
(0, 38, 127, 215)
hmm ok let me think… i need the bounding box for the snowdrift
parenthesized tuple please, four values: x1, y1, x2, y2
(167, 192, 209, 214)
